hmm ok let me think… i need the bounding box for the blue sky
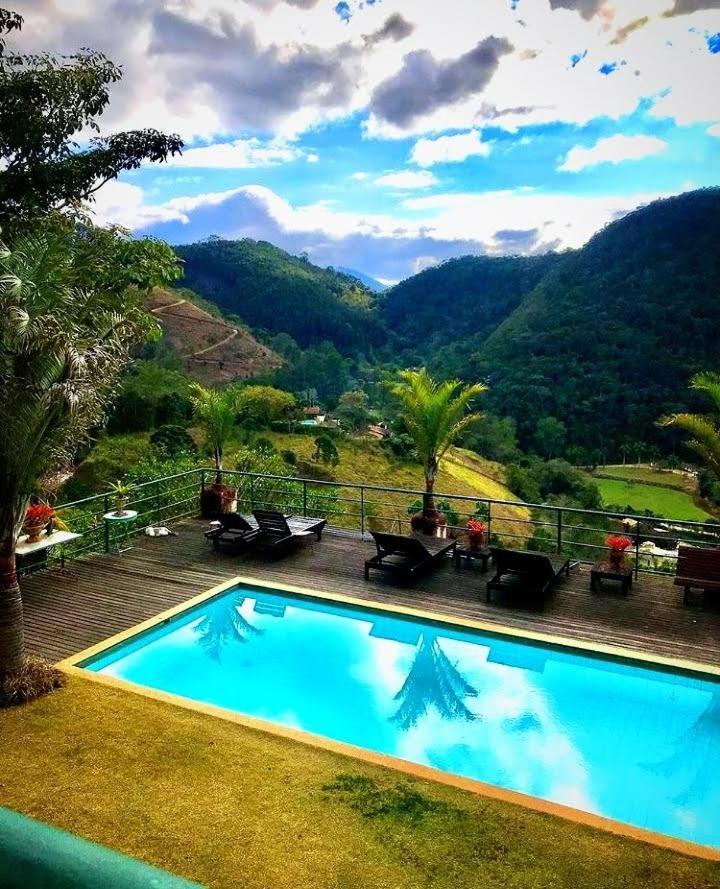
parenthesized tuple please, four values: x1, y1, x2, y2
(19, 0, 720, 282)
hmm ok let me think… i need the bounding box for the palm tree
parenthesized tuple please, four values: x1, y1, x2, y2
(659, 372, 720, 475)
(189, 383, 239, 484)
(0, 229, 171, 698)
(390, 369, 486, 523)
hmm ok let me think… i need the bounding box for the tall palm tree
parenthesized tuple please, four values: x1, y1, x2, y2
(0, 229, 170, 696)
(189, 383, 239, 484)
(390, 369, 486, 521)
(659, 372, 720, 475)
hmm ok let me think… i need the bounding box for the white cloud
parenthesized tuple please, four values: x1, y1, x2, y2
(351, 171, 370, 180)
(708, 123, 720, 138)
(374, 170, 439, 189)
(410, 130, 491, 167)
(558, 134, 668, 172)
(99, 180, 675, 280)
(168, 137, 312, 168)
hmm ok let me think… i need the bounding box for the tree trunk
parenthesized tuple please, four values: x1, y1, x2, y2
(0, 533, 26, 677)
(423, 465, 437, 519)
(214, 445, 223, 485)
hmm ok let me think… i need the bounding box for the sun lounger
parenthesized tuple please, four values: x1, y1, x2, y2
(204, 513, 258, 550)
(486, 548, 570, 609)
(364, 531, 456, 584)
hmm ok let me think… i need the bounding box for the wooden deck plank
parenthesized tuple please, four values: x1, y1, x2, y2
(18, 520, 720, 666)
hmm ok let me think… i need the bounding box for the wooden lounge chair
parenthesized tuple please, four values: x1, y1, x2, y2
(364, 531, 456, 584)
(251, 509, 326, 556)
(204, 513, 258, 550)
(674, 545, 720, 606)
(246, 510, 327, 541)
(486, 548, 571, 610)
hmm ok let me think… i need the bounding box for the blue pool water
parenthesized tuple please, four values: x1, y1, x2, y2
(84, 585, 720, 848)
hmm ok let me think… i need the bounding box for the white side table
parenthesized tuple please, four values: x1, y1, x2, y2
(16, 530, 82, 571)
(103, 509, 139, 553)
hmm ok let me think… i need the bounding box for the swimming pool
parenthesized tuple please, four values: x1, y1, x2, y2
(79, 581, 720, 851)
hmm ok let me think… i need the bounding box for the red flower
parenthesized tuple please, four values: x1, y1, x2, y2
(606, 534, 632, 552)
(25, 504, 55, 523)
(467, 519, 486, 535)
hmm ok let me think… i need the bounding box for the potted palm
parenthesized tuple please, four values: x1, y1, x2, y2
(109, 480, 133, 517)
(390, 369, 486, 536)
(190, 383, 239, 517)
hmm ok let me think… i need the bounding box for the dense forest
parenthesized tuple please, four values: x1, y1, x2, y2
(157, 188, 720, 465)
(176, 238, 387, 353)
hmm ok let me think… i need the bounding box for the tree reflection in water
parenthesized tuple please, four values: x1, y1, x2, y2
(644, 689, 720, 806)
(195, 593, 262, 662)
(392, 631, 479, 729)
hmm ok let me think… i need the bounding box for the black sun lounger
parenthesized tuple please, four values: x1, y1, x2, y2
(364, 531, 456, 584)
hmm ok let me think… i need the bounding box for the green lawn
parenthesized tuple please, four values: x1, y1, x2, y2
(595, 465, 694, 491)
(1, 678, 719, 889)
(595, 478, 711, 521)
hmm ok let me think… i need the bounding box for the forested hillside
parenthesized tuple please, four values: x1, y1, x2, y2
(475, 188, 720, 460)
(176, 238, 387, 353)
(380, 253, 560, 374)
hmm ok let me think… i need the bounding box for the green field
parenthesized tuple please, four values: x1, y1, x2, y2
(594, 465, 694, 491)
(595, 478, 711, 521)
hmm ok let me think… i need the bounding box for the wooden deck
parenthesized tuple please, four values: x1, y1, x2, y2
(19, 521, 720, 667)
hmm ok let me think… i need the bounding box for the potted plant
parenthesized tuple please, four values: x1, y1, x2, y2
(466, 519, 487, 551)
(606, 534, 632, 570)
(190, 384, 239, 517)
(109, 480, 133, 517)
(23, 503, 55, 543)
(390, 369, 485, 536)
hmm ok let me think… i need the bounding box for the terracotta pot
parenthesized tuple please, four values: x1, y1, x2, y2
(201, 483, 238, 518)
(24, 520, 46, 544)
(468, 532, 485, 552)
(410, 510, 447, 537)
(609, 549, 625, 570)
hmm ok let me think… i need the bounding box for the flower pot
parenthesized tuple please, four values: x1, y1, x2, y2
(24, 520, 47, 544)
(113, 497, 129, 517)
(201, 483, 238, 518)
(468, 532, 485, 552)
(410, 509, 447, 537)
(609, 549, 625, 571)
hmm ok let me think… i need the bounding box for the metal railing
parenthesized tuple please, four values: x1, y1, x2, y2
(25, 467, 720, 579)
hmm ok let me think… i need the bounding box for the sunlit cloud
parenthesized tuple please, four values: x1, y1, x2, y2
(558, 134, 668, 172)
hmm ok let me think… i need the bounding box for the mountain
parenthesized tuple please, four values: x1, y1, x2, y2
(473, 188, 720, 459)
(335, 267, 387, 293)
(380, 253, 560, 374)
(147, 288, 281, 385)
(175, 239, 386, 353)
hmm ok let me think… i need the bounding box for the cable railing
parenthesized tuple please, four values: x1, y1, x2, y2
(21, 467, 720, 578)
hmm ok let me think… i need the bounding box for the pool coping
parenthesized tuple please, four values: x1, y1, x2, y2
(58, 574, 720, 863)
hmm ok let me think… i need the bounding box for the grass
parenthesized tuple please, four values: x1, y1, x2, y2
(594, 478, 712, 522)
(1, 677, 719, 889)
(594, 465, 695, 492)
(267, 433, 531, 543)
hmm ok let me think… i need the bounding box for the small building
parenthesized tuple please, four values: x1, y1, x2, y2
(367, 422, 390, 440)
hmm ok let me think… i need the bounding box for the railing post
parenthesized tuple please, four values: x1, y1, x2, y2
(103, 495, 110, 553)
(302, 480, 307, 518)
(557, 508, 563, 554)
(155, 480, 162, 525)
(634, 520, 640, 579)
(249, 476, 254, 511)
(360, 486, 365, 536)
(486, 500, 492, 543)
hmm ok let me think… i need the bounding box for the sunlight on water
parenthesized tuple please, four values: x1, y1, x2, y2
(85, 586, 720, 848)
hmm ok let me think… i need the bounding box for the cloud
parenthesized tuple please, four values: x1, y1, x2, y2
(664, 0, 720, 15)
(708, 123, 720, 137)
(369, 36, 513, 129)
(351, 171, 370, 180)
(168, 138, 312, 168)
(364, 13, 415, 46)
(92, 180, 675, 281)
(410, 130, 491, 167)
(374, 170, 439, 189)
(548, 0, 607, 19)
(558, 134, 668, 172)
